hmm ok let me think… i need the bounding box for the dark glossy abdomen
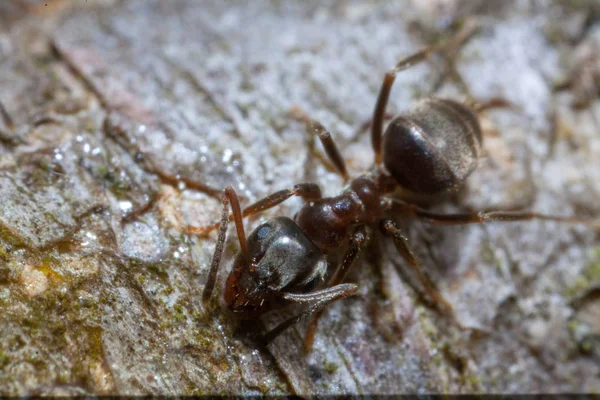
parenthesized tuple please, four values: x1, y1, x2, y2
(382, 98, 482, 194)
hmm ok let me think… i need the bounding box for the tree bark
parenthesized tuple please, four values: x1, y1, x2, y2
(0, 0, 598, 395)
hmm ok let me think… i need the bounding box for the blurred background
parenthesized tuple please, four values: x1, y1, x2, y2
(0, 0, 599, 395)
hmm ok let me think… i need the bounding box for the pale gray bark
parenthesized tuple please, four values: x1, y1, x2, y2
(0, 0, 598, 395)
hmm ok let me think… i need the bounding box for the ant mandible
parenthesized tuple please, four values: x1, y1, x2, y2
(197, 23, 597, 351)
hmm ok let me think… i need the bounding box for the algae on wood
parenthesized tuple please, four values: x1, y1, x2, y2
(0, 0, 599, 395)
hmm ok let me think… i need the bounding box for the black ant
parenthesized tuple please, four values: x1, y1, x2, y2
(197, 26, 598, 351)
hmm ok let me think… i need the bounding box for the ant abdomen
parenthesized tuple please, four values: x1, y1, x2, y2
(382, 98, 482, 194)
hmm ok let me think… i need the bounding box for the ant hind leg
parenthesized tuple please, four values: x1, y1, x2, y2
(380, 219, 454, 314)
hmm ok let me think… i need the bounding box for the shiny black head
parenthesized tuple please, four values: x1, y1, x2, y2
(225, 216, 325, 318)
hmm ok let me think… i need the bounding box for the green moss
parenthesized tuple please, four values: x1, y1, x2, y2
(173, 304, 186, 322)
(195, 334, 212, 348)
(274, 382, 288, 393)
(564, 250, 600, 298)
(585, 248, 600, 281)
(146, 262, 169, 282)
(466, 372, 480, 387)
(579, 338, 594, 354)
(22, 318, 42, 334)
(0, 242, 9, 261)
(0, 351, 9, 368)
(111, 178, 131, 196)
(86, 326, 105, 362)
(94, 166, 132, 196)
(417, 309, 438, 341)
(433, 351, 443, 366)
(0, 224, 26, 247)
(159, 321, 170, 330)
(564, 276, 590, 298)
(568, 319, 580, 333)
(160, 286, 174, 296)
(322, 360, 338, 374)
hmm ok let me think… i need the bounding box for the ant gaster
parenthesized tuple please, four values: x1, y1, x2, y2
(198, 26, 597, 350)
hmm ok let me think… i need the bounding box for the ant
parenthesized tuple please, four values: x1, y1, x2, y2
(197, 24, 598, 351)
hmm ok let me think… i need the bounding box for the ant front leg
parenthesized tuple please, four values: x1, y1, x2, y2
(380, 219, 454, 314)
(262, 283, 359, 344)
(303, 225, 368, 351)
(187, 182, 322, 236)
(202, 186, 249, 305)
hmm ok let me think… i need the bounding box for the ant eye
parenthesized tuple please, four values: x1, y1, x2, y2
(256, 225, 271, 240)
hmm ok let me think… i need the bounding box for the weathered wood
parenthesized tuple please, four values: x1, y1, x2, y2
(0, 0, 599, 395)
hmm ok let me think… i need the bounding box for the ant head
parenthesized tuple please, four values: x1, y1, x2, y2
(224, 216, 324, 318)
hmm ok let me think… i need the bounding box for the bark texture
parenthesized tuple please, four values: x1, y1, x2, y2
(0, 0, 599, 395)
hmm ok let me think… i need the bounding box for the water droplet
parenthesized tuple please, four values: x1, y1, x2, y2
(119, 200, 133, 212)
(222, 148, 233, 163)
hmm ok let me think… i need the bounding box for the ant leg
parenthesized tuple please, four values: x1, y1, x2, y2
(393, 202, 600, 228)
(372, 20, 481, 164)
(151, 168, 223, 199)
(307, 120, 349, 181)
(187, 182, 322, 235)
(262, 283, 359, 344)
(380, 219, 453, 313)
(430, 19, 480, 96)
(303, 225, 368, 351)
(372, 49, 433, 164)
(202, 186, 249, 305)
(289, 106, 349, 181)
